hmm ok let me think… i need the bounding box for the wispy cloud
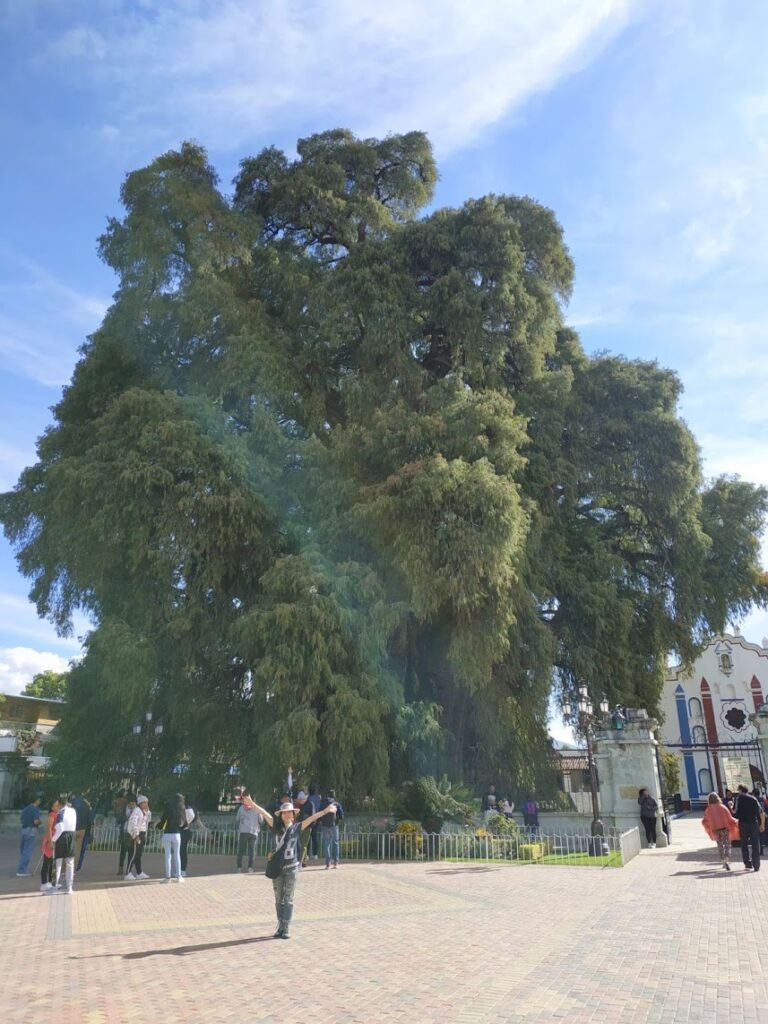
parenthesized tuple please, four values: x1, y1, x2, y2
(39, 0, 642, 155)
(0, 253, 108, 387)
(0, 646, 73, 697)
(0, 593, 87, 653)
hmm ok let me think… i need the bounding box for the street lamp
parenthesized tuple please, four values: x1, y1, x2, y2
(131, 712, 164, 792)
(562, 685, 606, 839)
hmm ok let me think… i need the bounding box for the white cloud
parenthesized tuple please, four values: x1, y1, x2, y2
(44, 0, 642, 155)
(50, 25, 107, 60)
(0, 254, 108, 387)
(0, 646, 72, 697)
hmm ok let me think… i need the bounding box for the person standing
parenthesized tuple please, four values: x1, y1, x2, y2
(305, 784, 321, 860)
(734, 784, 765, 872)
(72, 793, 93, 871)
(320, 788, 344, 869)
(117, 795, 137, 875)
(638, 788, 658, 848)
(522, 794, 540, 836)
(702, 792, 739, 871)
(124, 795, 151, 880)
(52, 794, 77, 894)
(16, 796, 42, 877)
(180, 798, 199, 877)
(481, 785, 498, 822)
(243, 796, 336, 938)
(235, 790, 263, 873)
(155, 794, 187, 882)
(40, 798, 60, 893)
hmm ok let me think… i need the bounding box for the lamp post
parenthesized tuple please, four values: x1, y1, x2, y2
(131, 710, 163, 793)
(562, 686, 610, 839)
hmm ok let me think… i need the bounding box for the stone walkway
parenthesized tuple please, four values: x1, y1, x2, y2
(1, 817, 766, 1023)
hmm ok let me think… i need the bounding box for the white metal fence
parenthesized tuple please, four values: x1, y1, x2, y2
(91, 823, 641, 867)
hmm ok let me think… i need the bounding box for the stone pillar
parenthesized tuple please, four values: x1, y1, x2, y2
(593, 714, 669, 848)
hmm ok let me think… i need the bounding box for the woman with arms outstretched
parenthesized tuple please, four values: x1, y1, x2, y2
(243, 794, 335, 939)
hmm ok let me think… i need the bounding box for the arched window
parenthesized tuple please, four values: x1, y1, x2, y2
(692, 725, 707, 744)
(698, 768, 713, 795)
(688, 698, 703, 721)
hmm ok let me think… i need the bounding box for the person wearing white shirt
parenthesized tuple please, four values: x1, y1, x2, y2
(51, 794, 77, 894)
(125, 796, 152, 880)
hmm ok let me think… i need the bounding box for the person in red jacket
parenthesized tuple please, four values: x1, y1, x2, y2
(702, 792, 739, 871)
(40, 798, 60, 893)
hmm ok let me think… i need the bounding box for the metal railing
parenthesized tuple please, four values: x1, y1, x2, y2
(89, 822, 641, 867)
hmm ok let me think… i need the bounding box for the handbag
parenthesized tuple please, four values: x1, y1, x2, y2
(265, 829, 289, 879)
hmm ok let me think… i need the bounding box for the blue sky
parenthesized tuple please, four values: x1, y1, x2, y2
(1, 1, 767, 705)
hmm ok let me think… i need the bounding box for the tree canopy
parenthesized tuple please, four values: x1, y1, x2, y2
(23, 669, 69, 701)
(2, 129, 766, 802)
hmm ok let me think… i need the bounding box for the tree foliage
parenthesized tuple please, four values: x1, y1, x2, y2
(2, 130, 766, 802)
(23, 669, 69, 701)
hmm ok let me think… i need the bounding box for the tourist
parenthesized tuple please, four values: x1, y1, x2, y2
(112, 788, 128, 827)
(155, 794, 187, 882)
(125, 795, 151, 880)
(701, 792, 738, 871)
(16, 795, 42, 877)
(305, 783, 321, 860)
(236, 789, 263, 873)
(181, 797, 200, 877)
(40, 798, 60, 893)
(52, 794, 77, 894)
(499, 798, 515, 819)
(734, 784, 764, 872)
(242, 795, 336, 938)
(117, 795, 136, 875)
(72, 793, 93, 871)
(522, 794, 540, 836)
(320, 788, 344, 869)
(753, 789, 768, 854)
(637, 788, 658, 848)
(481, 784, 498, 821)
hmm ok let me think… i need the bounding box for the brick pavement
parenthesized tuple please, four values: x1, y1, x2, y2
(1, 818, 766, 1023)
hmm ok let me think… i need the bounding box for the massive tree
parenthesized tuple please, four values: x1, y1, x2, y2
(2, 130, 766, 801)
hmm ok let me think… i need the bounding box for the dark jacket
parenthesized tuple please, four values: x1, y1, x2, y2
(319, 797, 344, 826)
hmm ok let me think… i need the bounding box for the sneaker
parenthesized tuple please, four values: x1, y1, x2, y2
(40, 883, 52, 893)
(124, 872, 137, 881)
(137, 872, 150, 880)
(15, 872, 27, 877)
(332, 861, 338, 868)
(273, 927, 284, 939)
(281, 931, 291, 939)
(180, 871, 187, 878)
(161, 877, 171, 884)
(247, 867, 255, 873)
(174, 875, 184, 883)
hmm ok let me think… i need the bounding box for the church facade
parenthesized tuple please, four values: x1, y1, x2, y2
(658, 633, 768, 809)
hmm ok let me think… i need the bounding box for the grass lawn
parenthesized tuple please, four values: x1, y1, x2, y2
(439, 851, 623, 867)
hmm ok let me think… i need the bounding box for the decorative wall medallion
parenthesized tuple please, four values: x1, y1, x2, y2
(720, 700, 748, 733)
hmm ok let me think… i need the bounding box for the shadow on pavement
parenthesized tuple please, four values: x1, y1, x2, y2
(71, 935, 277, 959)
(426, 866, 498, 875)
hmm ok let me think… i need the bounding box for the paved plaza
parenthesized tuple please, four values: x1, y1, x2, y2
(1, 817, 766, 1024)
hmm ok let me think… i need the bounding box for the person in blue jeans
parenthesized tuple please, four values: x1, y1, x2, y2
(319, 789, 344, 869)
(16, 797, 42, 876)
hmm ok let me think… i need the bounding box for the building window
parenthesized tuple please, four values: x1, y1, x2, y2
(692, 725, 707, 744)
(719, 652, 734, 674)
(688, 698, 703, 721)
(698, 768, 713, 795)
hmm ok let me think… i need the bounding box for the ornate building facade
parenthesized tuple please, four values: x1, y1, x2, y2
(659, 633, 768, 809)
